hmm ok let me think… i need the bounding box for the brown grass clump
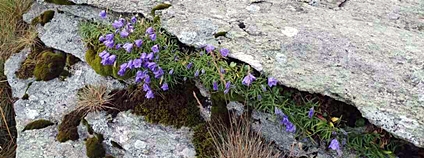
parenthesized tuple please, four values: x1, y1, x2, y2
(208, 114, 282, 158)
(76, 84, 116, 115)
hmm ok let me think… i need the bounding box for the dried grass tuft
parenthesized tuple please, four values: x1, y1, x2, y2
(76, 84, 116, 115)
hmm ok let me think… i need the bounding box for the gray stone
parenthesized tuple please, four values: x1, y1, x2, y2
(70, 0, 424, 147)
(85, 111, 196, 158)
(5, 50, 124, 157)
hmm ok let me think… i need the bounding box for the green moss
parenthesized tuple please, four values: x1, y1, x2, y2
(16, 44, 46, 79)
(151, 3, 172, 16)
(66, 54, 80, 66)
(86, 133, 105, 158)
(31, 10, 55, 26)
(210, 92, 231, 125)
(192, 123, 216, 158)
(214, 31, 227, 38)
(133, 83, 204, 128)
(22, 119, 54, 131)
(33, 50, 66, 81)
(44, 0, 75, 5)
(57, 111, 83, 142)
(22, 93, 29, 100)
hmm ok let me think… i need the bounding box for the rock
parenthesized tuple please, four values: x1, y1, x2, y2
(85, 111, 196, 158)
(5, 50, 124, 157)
(68, 0, 424, 147)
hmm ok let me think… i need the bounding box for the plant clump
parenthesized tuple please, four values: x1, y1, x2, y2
(85, 133, 105, 158)
(22, 119, 54, 131)
(76, 84, 115, 115)
(33, 50, 66, 81)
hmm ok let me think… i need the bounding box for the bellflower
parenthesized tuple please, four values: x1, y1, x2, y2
(224, 81, 231, 94)
(146, 90, 154, 99)
(186, 62, 193, 69)
(261, 85, 267, 92)
(154, 67, 164, 78)
(126, 23, 134, 33)
(268, 77, 278, 87)
(130, 16, 137, 24)
(147, 62, 157, 71)
(329, 139, 340, 151)
(281, 115, 296, 133)
(169, 69, 174, 75)
(112, 19, 125, 29)
(220, 48, 229, 57)
(135, 71, 146, 83)
(105, 33, 114, 41)
(99, 36, 105, 42)
(135, 39, 143, 48)
(99, 10, 107, 19)
(115, 44, 122, 49)
(120, 29, 129, 38)
(147, 53, 154, 61)
(194, 70, 199, 77)
(308, 107, 314, 118)
(274, 107, 284, 117)
(118, 63, 128, 76)
(242, 73, 256, 86)
(99, 50, 108, 58)
(146, 27, 154, 35)
(133, 59, 142, 68)
(126, 60, 134, 69)
(149, 33, 157, 41)
(103, 40, 114, 49)
(123, 43, 133, 53)
(257, 95, 262, 101)
(205, 44, 215, 53)
(140, 53, 147, 60)
(144, 75, 151, 84)
(213, 81, 218, 91)
(161, 82, 169, 91)
(220, 66, 226, 74)
(143, 83, 151, 92)
(151, 45, 159, 53)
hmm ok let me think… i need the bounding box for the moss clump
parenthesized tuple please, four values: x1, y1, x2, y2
(31, 10, 55, 26)
(214, 31, 227, 38)
(22, 119, 54, 131)
(57, 111, 83, 142)
(192, 123, 216, 157)
(33, 50, 66, 81)
(16, 43, 46, 79)
(151, 3, 172, 16)
(85, 45, 132, 80)
(66, 53, 80, 66)
(22, 93, 29, 100)
(86, 133, 105, 158)
(44, 0, 75, 5)
(133, 83, 205, 128)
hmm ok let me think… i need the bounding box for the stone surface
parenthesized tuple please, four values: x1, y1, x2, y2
(85, 111, 196, 158)
(5, 50, 123, 157)
(69, 0, 424, 147)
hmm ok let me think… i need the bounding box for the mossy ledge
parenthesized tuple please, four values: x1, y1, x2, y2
(22, 119, 54, 132)
(56, 110, 84, 142)
(31, 10, 55, 26)
(85, 133, 106, 158)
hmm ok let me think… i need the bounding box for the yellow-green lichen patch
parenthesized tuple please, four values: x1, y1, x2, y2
(31, 10, 55, 26)
(86, 133, 106, 158)
(56, 110, 83, 142)
(44, 0, 75, 5)
(33, 50, 66, 81)
(22, 119, 54, 132)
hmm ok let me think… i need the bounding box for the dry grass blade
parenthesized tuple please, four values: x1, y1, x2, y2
(76, 84, 117, 115)
(208, 113, 283, 158)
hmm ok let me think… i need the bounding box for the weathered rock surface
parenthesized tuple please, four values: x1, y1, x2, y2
(67, 0, 424, 147)
(85, 111, 196, 157)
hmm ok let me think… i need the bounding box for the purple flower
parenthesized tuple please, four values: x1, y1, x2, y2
(201, 69, 205, 74)
(220, 48, 229, 57)
(261, 85, 267, 92)
(144, 75, 151, 84)
(257, 95, 262, 100)
(169, 69, 174, 75)
(118, 63, 128, 76)
(112, 19, 125, 29)
(186, 62, 193, 69)
(147, 62, 157, 71)
(99, 10, 107, 19)
(329, 139, 340, 151)
(99, 36, 105, 42)
(145, 90, 154, 99)
(194, 70, 200, 77)
(224, 81, 231, 94)
(123, 43, 133, 53)
(268, 77, 278, 87)
(154, 67, 164, 78)
(143, 83, 150, 92)
(149, 33, 157, 41)
(126, 60, 134, 69)
(220, 66, 226, 74)
(130, 16, 137, 24)
(103, 40, 114, 49)
(151, 45, 159, 53)
(161, 82, 169, 91)
(99, 50, 108, 58)
(213, 81, 218, 91)
(147, 53, 154, 61)
(115, 44, 122, 49)
(280, 115, 296, 133)
(274, 107, 284, 117)
(146, 27, 154, 35)
(308, 107, 314, 119)
(105, 33, 114, 41)
(120, 29, 129, 38)
(242, 73, 256, 86)
(205, 44, 215, 53)
(135, 71, 146, 83)
(126, 24, 134, 33)
(133, 59, 142, 68)
(135, 39, 143, 48)
(140, 53, 147, 60)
